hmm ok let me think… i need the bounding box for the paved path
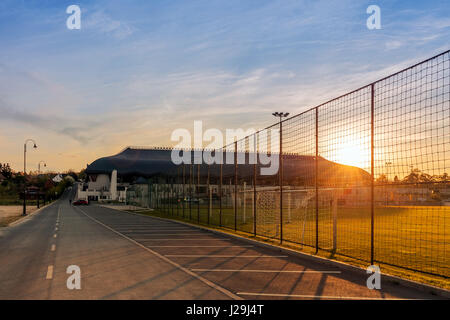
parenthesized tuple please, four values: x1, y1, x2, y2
(0, 188, 442, 300)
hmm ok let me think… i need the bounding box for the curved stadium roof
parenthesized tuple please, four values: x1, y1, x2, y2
(86, 147, 371, 186)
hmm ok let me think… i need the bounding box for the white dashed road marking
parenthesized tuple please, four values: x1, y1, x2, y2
(46, 266, 54, 280)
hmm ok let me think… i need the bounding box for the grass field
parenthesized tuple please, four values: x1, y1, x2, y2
(151, 201, 449, 289)
(0, 196, 41, 206)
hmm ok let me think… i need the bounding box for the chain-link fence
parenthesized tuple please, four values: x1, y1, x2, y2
(150, 50, 450, 279)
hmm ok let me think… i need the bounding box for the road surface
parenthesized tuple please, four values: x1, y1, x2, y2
(0, 188, 443, 300)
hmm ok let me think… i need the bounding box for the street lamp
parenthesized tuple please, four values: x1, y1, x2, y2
(272, 112, 289, 243)
(23, 139, 37, 216)
(37, 161, 46, 209)
(385, 162, 392, 181)
(38, 161, 46, 174)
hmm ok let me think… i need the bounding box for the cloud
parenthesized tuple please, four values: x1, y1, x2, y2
(83, 10, 135, 39)
(0, 101, 96, 144)
(385, 40, 403, 50)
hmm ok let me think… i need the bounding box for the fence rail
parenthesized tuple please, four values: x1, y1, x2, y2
(135, 50, 450, 279)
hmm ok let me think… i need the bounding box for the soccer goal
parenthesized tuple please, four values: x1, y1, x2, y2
(235, 186, 316, 240)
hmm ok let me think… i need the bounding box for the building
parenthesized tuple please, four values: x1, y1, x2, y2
(52, 174, 63, 183)
(76, 169, 128, 202)
(79, 146, 371, 206)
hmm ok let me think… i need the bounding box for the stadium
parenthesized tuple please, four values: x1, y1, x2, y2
(79, 146, 371, 205)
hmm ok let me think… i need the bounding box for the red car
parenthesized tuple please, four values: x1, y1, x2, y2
(73, 199, 88, 205)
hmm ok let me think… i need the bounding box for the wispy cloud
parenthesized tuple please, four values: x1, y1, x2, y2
(0, 101, 95, 144)
(83, 10, 135, 39)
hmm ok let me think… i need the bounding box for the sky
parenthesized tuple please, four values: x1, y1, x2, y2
(0, 0, 449, 173)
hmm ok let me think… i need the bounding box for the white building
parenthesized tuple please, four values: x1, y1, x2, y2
(52, 174, 63, 183)
(76, 169, 127, 202)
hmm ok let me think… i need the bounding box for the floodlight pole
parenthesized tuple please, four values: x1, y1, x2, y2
(272, 112, 289, 243)
(23, 139, 37, 216)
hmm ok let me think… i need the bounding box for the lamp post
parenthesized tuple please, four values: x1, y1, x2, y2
(23, 139, 37, 216)
(272, 112, 289, 243)
(37, 161, 46, 209)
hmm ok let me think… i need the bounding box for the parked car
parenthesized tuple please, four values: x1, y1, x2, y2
(182, 197, 203, 204)
(73, 199, 88, 206)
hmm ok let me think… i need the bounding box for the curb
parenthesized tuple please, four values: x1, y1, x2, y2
(101, 205, 450, 299)
(8, 201, 55, 227)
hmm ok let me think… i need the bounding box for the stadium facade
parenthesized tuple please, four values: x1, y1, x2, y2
(77, 146, 371, 206)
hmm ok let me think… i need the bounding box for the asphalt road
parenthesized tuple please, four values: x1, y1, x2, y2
(0, 187, 443, 300)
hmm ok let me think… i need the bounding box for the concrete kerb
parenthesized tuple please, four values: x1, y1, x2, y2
(97, 205, 450, 299)
(8, 201, 56, 227)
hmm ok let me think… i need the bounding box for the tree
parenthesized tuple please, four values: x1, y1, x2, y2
(66, 170, 78, 181)
(419, 173, 433, 183)
(78, 169, 87, 181)
(0, 163, 12, 179)
(64, 176, 75, 184)
(403, 168, 420, 183)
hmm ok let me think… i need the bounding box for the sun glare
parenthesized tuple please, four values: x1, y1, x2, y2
(333, 142, 368, 169)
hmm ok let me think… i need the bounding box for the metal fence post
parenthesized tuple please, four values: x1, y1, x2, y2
(219, 162, 223, 227)
(164, 179, 166, 213)
(197, 163, 200, 223)
(371, 83, 375, 265)
(164, 179, 167, 213)
(279, 119, 283, 243)
(234, 141, 238, 231)
(207, 164, 210, 225)
(189, 164, 192, 220)
(171, 176, 174, 216)
(155, 183, 158, 209)
(165, 178, 167, 213)
(253, 134, 257, 236)
(315, 107, 319, 254)
(164, 177, 167, 214)
(147, 179, 151, 208)
(182, 164, 185, 218)
(176, 167, 181, 217)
